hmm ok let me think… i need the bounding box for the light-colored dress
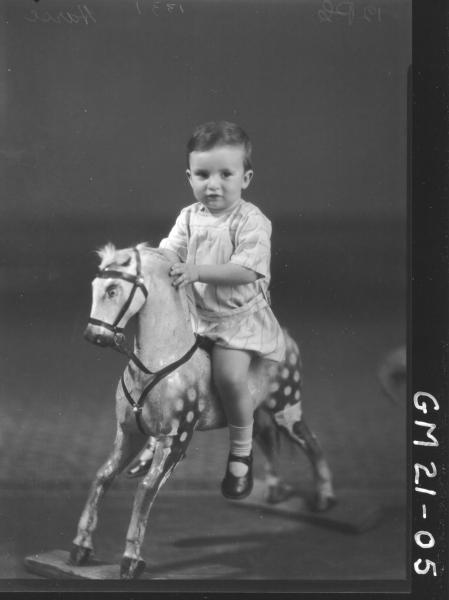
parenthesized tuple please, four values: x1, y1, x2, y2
(159, 199, 286, 362)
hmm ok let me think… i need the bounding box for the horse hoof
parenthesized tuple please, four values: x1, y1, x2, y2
(120, 556, 146, 579)
(310, 494, 337, 512)
(68, 543, 93, 566)
(265, 483, 294, 504)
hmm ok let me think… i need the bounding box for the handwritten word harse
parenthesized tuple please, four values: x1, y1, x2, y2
(25, 4, 96, 25)
(318, 0, 381, 25)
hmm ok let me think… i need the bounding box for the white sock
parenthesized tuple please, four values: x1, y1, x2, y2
(229, 422, 253, 476)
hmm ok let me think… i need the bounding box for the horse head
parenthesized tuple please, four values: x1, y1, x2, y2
(84, 243, 150, 348)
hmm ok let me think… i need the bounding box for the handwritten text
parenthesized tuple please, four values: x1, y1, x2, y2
(25, 4, 96, 25)
(318, 1, 381, 25)
(413, 391, 440, 578)
(135, 0, 184, 16)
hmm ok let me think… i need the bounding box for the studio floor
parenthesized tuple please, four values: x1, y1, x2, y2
(2, 485, 406, 586)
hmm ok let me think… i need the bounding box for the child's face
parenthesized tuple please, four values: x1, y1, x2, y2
(186, 145, 253, 213)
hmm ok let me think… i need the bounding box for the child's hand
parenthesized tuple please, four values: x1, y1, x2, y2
(169, 263, 200, 288)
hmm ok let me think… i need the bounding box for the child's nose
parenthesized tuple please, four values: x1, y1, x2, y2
(207, 175, 220, 189)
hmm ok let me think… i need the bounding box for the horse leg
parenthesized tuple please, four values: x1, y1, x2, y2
(274, 405, 336, 511)
(291, 418, 336, 511)
(120, 434, 187, 579)
(253, 408, 293, 504)
(70, 425, 145, 565)
(127, 436, 157, 478)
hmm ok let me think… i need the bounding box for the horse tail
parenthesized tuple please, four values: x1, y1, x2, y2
(378, 345, 406, 404)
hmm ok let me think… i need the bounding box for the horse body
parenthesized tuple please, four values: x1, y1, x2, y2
(71, 244, 335, 579)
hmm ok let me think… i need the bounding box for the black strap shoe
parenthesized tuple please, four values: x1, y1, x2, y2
(221, 452, 253, 500)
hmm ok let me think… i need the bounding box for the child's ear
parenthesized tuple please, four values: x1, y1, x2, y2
(242, 169, 254, 189)
(186, 169, 193, 186)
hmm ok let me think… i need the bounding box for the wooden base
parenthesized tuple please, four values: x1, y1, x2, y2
(24, 549, 244, 580)
(231, 479, 384, 533)
(25, 550, 128, 580)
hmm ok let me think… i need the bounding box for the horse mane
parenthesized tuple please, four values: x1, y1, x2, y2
(138, 245, 199, 327)
(96, 242, 171, 270)
(97, 243, 130, 270)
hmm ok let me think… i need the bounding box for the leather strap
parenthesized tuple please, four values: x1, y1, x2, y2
(121, 336, 201, 434)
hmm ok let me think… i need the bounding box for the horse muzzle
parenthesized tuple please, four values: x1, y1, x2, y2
(84, 323, 115, 347)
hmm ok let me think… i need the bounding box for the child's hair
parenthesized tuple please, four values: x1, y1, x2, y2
(186, 121, 253, 171)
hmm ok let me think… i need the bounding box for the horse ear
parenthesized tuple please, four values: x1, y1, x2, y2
(136, 242, 151, 251)
(97, 243, 117, 267)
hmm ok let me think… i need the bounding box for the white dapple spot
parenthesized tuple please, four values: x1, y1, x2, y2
(273, 402, 303, 432)
(179, 432, 188, 442)
(284, 386, 292, 396)
(281, 368, 289, 379)
(293, 370, 300, 382)
(268, 398, 277, 408)
(294, 390, 301, 401)
(270, 381, 280, 393)
(289, 353, 297, 365)
(169, 419, 180, 435)
(198, 398, 206, 412)
(187, 388, 197, 402)
(175, 398, 184, 411)
(186, 411, 194, 423)
(268, 364, 278, 377)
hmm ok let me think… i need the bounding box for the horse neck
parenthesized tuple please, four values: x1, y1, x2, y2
(134, 260, 195, 370)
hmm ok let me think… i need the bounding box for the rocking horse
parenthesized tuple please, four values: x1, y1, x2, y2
(69, 243, 335, 579)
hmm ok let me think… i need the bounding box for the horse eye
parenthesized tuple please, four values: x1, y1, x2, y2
(107, 286, 117, 298)
(121, 257, 131, 267)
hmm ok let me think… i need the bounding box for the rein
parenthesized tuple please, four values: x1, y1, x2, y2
(120, 338, 200, 435)
(90, 246, 200, 434)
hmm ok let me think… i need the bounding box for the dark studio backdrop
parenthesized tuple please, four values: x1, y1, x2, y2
(1, 0, 410, 582)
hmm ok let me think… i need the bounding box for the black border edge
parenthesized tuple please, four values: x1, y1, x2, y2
(411, 1, 449, 600)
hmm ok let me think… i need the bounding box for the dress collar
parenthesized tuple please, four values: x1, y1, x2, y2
(198, 199, 243, 216)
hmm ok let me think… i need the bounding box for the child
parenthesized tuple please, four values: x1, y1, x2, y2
(156, 121, 286, 499)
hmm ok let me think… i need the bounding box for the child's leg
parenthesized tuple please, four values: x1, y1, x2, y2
(212, 346, 253, 479)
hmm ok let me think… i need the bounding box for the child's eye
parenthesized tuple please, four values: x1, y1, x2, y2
(222, 171, 232, 178)
(195, 171, 208, 179)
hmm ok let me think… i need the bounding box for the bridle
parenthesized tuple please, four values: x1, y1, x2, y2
(88, 246, 200, 434)
(88, 247, 148, 337)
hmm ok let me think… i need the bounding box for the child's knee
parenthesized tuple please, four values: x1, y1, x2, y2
(215, 369, 247, 393)
(212, 347, 251, 392)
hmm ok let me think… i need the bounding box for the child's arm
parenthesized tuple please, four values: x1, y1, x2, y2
(159, 209, 189, 261)
(170, 207, 271, 289)
(170, 262, 257, 288)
